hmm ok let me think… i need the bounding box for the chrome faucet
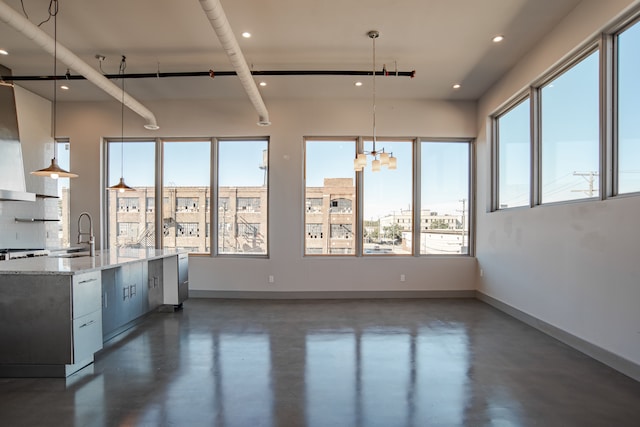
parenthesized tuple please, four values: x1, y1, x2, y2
(77, 212, 95, 257)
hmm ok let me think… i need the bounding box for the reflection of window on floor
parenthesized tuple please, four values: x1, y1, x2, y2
(118, 197, 139, 212)
(306, 198, 323, 213)
(331, 224, 352, 239)
(176, 197, 199, 212)
(237, 223, 260, 237)
(306, 223, 323, 239)
(237, 197, 260, 213)
(330, 198, 352, 213)
(177, 222, 199, 237)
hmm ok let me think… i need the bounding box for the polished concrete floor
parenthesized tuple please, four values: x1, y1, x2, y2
(1, 298, 639, 427)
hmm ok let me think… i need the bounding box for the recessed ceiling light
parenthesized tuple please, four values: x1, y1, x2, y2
(0, 49, 8, 55)
(453, 84, 461, 89)
(355, 81, 363, 87)
(492, 35, 504, 43)
(60, 85, 69, 90)
(242, 32, 251, 38)
(259, 81, 267, 87)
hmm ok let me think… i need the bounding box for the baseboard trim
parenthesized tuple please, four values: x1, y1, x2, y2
(476, 291, 640, 383)
(189, 290, 476, 300)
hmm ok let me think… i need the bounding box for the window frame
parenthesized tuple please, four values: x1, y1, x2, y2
(103, 136, 269, 258)
(303, 136, 474, 257)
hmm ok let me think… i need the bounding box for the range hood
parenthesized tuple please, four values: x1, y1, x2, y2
(0, 65, 36, 202)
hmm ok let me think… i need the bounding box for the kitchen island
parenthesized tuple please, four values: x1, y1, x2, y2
(0, 248, 188, 378)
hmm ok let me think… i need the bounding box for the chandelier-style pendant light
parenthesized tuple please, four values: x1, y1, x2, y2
(354, 30, 396, 173)
(108, 56, 135, 192)
(32, 0, 78, 179)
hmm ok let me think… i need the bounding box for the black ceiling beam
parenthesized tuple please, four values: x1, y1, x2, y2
(3, 69, 416, 81)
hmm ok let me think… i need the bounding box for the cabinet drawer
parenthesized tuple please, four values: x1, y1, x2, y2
(73, 271, 101, 318)
(73, 310, 103, 363)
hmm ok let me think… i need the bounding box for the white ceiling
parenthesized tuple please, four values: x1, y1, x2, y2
(0, 0, 582, 103)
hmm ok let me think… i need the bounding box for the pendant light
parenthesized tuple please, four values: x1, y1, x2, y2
(108, 56, 135, 193)
(31, 0, 78, 179)
(354, 30, 396, 172)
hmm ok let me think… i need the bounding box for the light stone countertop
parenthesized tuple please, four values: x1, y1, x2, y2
(0, 248, 184, 276)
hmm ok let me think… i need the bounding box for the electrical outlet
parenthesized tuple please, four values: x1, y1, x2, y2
(268, 275, 275, 283)
(400, 274, 406, 282)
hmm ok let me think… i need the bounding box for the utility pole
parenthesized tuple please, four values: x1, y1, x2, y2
(457, 198, 467, 252)
(572, 171, 599, 197)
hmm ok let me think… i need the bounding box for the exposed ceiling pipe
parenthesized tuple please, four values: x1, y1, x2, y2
(7, 69, 416, 81)
(0, 1, 159, 130)
(198, 0, 270, 126)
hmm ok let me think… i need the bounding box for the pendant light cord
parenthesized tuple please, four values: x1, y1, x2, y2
(119, 56, 126, 179)
(51, 0, 59, 160)
(372, 32, 377, 153)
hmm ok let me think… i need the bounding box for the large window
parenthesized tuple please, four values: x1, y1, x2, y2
(106, 137, 268, 256)
(107, 140, 156, 249)
(162, 140, 210, 254)
(540, 50, 600, 203)
(496, 98, 530, 209)
(304, 139, 356, 255)
(304, 138, 472, 256)
(617, 20, 640, 194)
(421, 142, 470, 255)
(363, 139, 413, 255)
(217, 139, 268, 255)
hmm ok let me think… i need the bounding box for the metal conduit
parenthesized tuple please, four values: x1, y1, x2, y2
(5, 69, 416, 81)
(0, 1, 159, 130)
(198, 0, 270, 126)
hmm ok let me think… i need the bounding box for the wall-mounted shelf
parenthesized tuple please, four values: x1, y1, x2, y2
(15, 218, 60, 222)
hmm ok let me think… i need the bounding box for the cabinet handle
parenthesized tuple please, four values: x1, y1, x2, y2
(122, 287, 129, 301)
(79, 320, 95, 328)
(104, 292, 108, 308)
(78, 278, 97, 284)
(130, 284, 137, 297)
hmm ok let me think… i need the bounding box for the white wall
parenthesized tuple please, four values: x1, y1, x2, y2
(476, 0, 640, 366)
(0, 86, 55, 249)
(56, 96, 478, 293)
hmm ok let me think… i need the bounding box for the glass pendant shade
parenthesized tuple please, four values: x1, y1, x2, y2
(379, 151, 390, 166)
(372, 158, 381, 172)
(32, 157, 78, 179)
(388, 155, 397, 170)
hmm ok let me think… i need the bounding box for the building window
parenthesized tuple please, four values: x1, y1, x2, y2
(218, 139, 268, 255)
(176, 197, 199, 212)
(176, 222, 199, 237)
(117, 197, 139, 212)
(420, 141, 470, 255)
(496, 97, 530, 209)
(540, 50, 600, 203)
(616, 20, 640, 194)
(330, 224, 352, 239)
(306, 223, 323, 239)
(237, 197, 261, 213)
(146, 197, 154, 213)
(305, 198, 323, 213)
